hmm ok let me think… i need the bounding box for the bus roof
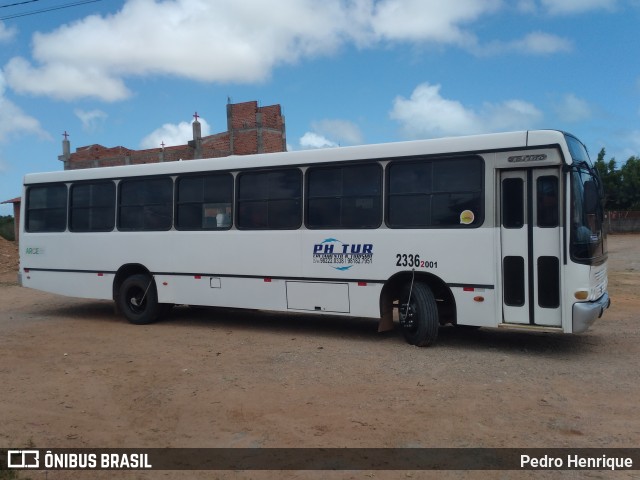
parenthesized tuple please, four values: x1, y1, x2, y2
(23, 129, 569, 185)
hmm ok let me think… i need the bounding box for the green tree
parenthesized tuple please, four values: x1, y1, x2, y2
(619, 156, 640, 210)
(593, 149, 640, 210)
(0, 216, 15, 241)
(593, 148, 622, 209)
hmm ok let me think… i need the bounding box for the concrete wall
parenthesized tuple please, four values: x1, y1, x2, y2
(606, 211, 640, 233)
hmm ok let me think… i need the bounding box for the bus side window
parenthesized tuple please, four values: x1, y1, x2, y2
(26, 184, 68, 232)
(237, 169, 302, 230)
(176, 173, 233, 230)
(388, 156, 483, 228)
(306, 163, 382, 229)
(70, 181, 116, 232)
(118, 177, 173, 231)
(387, 161, 431, 228)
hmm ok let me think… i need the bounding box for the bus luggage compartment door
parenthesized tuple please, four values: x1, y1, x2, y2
(286, 281, 350, 313)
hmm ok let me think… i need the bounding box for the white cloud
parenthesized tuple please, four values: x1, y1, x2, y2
(0, 72, 49, 142)
(140, 117, 211, 149)
(511, 32, 572, 54)
(311, 119, 364, 146)
(0, 97, 49, 142)
(0, 21, 18, 43)
(75, 109, 108, 132)
(554, 94, 592, 122)
(540, 0, 617, 15)
(4, 0, 352, 101)
(478, 32, 572, 56)
(0, 21, 17, 42)
(4, 57, 130, 102)
(299, 132, 339, 149)
(515, 0, 537, 13)
(1, 0, 517, 101)
(390, 82, 542, 138)
(368, 0, 501, 46)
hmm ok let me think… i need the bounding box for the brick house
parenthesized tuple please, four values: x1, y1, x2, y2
(61, 100, 287, 169)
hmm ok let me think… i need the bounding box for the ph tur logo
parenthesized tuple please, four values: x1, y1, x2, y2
(312, 238, 373, 271)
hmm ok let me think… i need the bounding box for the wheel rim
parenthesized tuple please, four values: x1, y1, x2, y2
(126, 285, 147, 314)
(399, 301, 417, 332)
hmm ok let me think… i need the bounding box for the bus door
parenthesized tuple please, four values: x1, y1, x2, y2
(500, 168, 562, 327)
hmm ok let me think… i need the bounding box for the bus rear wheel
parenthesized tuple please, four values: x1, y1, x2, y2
(399, 282, 439, 347)
(117, 274, 160, 325)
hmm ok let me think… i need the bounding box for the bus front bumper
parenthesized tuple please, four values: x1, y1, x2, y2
(572, 292, 610, 333)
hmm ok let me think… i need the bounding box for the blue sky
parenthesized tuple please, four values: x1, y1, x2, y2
(1, 0, 639, 216)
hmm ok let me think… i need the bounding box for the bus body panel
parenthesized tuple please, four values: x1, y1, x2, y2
(18, 130, 609, 343)
(21, 270, 114, 301)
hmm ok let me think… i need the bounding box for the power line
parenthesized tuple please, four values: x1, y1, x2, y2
(0, 0, 103, 20)
(0, 0, 41, 10)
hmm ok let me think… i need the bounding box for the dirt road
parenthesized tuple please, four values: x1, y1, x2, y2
(0, 235, 638, 479)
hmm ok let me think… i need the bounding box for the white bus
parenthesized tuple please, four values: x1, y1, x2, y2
(19, 129, 610, 346)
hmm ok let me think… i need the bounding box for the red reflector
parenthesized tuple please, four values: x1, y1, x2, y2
(97, 272, 104, 276)
(163, 282, 168, 286)
(264, 278, 272, 282)
(474, 296, 485, 302)
(358, 282, 367, 286)
(194, 275, 201, 280)
(24, 268, 30, 273)
(463, 287, 474, 292)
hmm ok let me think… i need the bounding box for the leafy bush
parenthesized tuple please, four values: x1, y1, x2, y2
(0, 216, 15, 241)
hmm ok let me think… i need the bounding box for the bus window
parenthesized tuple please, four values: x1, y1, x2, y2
(118, 177, 173, 231)
(537, 176, 559, 228)
(387, 161, 431, 228)
(176, 174, 233, 230)
(26, 184, 68, 232)
(70, 181, 116, 232)
(388, 157, 483, 228)
(306, 163, 382, 229)
(502, 178, 524, 228)
(503, 256, 525, 306)
(237, 169, 302, 230)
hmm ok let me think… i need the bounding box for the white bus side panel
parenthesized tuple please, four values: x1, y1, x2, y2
(23, 270, 113, 300)
(157, 275, 289, 311)
(450, 287, 497, 328)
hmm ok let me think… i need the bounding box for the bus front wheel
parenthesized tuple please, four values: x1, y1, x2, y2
(117, 274, 160, 325)
(399, 282, 439, 347)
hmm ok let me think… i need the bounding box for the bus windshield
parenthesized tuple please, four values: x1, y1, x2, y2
(567, 135, 607, 263)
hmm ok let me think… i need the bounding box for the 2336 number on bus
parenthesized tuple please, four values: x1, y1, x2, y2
(395, 254, 438, 269)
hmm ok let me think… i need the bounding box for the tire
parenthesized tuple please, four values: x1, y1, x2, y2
(399, 282, 439, 347)
(117, 274, 160, 325)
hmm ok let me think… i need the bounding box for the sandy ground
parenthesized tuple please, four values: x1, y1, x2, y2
(0, 235, 639, 479)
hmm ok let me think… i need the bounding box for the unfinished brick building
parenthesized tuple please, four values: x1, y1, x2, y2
(60, 101, 287, 170)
